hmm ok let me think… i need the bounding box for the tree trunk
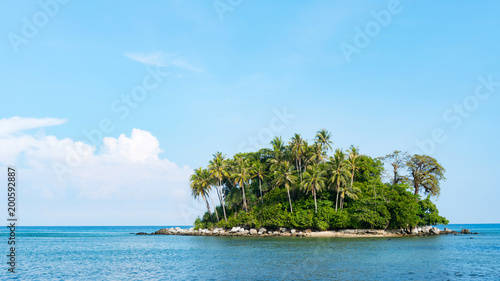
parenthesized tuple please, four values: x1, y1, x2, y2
(393, 163, 398, 185)
(299, 159, 302, 181)
(241, 183, 248, 212)
(209, 194, 219, 222)
(313, 188, 317, 213)
(335, 192, 339, 212)
(286, 185, 293, 213)
(335, 182, 340, 212)
(340, 191, 345, 210)
(259, 179, 263, 204)
(202, 195, 212, 221)
(219, 179, 228, 221)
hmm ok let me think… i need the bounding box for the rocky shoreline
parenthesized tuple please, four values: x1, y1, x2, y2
(136, 226, 478, 238)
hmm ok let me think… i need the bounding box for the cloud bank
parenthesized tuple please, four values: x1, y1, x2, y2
(0, 117, 204, 226)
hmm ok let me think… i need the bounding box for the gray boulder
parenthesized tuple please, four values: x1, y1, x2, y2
(421, 226, 432, 234)
(411, 227, 419, 235)
(258, 228, 266, 234)
(290, 229, 296, 234)
(229, 227, 241, 233)
(430, 227, 440, 235)
(250, 229, 258, 235)
(280, 228, 287, 232)
(461, 229, 471, 234)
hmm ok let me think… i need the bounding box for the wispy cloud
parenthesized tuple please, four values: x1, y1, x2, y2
(125, 52, 204, 73)
(0, 116, 66, 136)
(171, 58, 204, 73)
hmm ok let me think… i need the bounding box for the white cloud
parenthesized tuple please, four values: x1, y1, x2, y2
(0, 116, 66, 136)
(125, 52, 204, 73)
(0, 118, 205, 226)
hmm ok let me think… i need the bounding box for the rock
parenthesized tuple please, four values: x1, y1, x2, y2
(298, 231, 303, 235)
(280, 228, 287, 232)
(174, 227, 181, 231)
(154, 228, 170, 235)
(421, 226, 432, 234)
(430, 227, 440, 235)
(417, 227, 422, 233)
(272, 231, 279, 235)
(461, 229, 471, 234)
(136, 232, 148, 235)
(267, 231, 272, 234)
(473, 232, 479, 234)
(212, 229, 219, 234)
(290, 229, 296, 234)
(411, 227, 419, 235)
(258, 228, 266, 234)
(229, 227, 241, 233)
(250, 229, 258, 235)
(189, 227, 194, 232)
(305, 229, 312, 234)
(243, 230, 249, 235)
(238, 228, 246, 233)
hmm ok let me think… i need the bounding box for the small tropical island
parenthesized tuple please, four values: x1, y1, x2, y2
(152, 129, 473, 237)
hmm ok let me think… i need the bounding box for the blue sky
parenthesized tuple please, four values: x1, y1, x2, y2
(0, 0, 499, 225)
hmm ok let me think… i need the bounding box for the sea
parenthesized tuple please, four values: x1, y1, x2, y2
(0, 224, 498, 280)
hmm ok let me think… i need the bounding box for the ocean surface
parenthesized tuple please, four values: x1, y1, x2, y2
(0, 224, 498, 280)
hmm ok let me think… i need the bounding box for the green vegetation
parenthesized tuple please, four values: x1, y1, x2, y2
(190, 130, 448, 231)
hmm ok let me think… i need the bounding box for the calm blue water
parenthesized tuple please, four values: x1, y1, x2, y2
(0, 224, 498, 280)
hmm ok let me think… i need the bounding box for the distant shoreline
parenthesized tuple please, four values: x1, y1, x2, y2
(136, 226, 478, 238)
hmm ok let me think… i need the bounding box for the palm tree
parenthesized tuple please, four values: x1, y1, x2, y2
(338, 183, 361, 210)
(345, 145, 361, 209)
(232, 157, 251, 212)
(310, 143, 326, 164)
(268, 136, 287, 172)
(208, 152, 229, 222)
(289, 134, 305, 180)
(328, 149, 351, 212)
(190, 168, 218, 221)
(274, 161, 297, 213)
(250, 161, 266, 204)
(301, 164, 327, 213)
(315, 129, 333, 158)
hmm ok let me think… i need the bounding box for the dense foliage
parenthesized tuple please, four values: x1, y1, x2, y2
(191, 130, 448, 231)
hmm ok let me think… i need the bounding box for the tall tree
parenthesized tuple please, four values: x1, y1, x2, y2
(301, 164, 327, 213)
(250, 161, 266, 204)
(232, 157, 251, 212)
(315, 129, 333, 158)
(268, 136, 287, 171)
(345, 145, 361, 209)
(274, 161, 297, 213)
(208, 152, 229, 221)
(407, 154, 446, 197)
(289, 134, 305, 180)
(329, 149, 351, 212)
(382, 150, 409, 185)
(190, 168, 218, 221)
